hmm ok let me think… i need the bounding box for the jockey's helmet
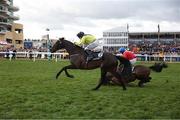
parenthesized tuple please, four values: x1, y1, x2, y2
(118, 47, 126, 53)
(77, 31, 84, 39)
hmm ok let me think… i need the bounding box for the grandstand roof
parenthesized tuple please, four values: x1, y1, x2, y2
(129, 31, 180, 34)
(129, 29, 180, 33)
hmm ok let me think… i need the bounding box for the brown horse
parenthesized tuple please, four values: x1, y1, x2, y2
(149, 62, 168, 72)
(105, 62, 168, 87)
(50, 37, 132, 90)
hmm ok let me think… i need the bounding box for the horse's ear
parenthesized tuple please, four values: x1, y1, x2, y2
(59, 37, 65, 41)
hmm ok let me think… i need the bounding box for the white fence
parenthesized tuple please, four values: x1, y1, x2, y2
(135, 54, 180, 62)
(0, 52, 69, 62)
(0, 52, 180, 62)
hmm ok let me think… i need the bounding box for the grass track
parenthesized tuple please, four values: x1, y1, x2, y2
(0, 60, 180, 119)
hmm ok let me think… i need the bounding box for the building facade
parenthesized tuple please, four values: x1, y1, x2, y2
(102, 26, 180, 53)
(0, 0, 23, 48)
(102, 27, 129, 52)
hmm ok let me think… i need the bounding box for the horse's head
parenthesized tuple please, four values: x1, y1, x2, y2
(150, 62, 168, 72)
(51, 37, 65, 53)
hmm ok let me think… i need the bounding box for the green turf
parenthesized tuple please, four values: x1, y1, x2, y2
(0, 60, 180, 119)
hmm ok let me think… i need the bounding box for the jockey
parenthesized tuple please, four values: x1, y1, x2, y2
(118, 47, 137, 65)
(74, 31, 99, 62)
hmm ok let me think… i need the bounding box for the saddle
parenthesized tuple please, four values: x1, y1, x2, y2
(85, 50, 103, 61)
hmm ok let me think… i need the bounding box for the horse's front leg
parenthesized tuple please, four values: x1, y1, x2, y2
(138, 77, 151, 87)
(56, 64, 76, 79)
(93, 69, 107, 90)
(64, 65, 76, 78)
(138, 80, 144, 87)
(111, 72, 127, 90)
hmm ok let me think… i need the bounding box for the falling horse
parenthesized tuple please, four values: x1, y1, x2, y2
(149, 62, 168, 72)
(105, 62, 168, 87)
(50, 37, 132, 90)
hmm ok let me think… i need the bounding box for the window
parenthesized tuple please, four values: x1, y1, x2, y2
(176, 34, 180, 38)
(6, 39, 12, 43)
(15, 40, 22, 44)
(15, 29, 23, 34)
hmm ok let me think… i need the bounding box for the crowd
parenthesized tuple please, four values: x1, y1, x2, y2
(0, 37, 180, 61)
(128, 43, 180, 55)
(1, 43, 180, 55)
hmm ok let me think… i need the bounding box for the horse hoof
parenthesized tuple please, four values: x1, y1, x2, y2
(123, 88, 127, 91)
(68, 75, 74, 78)
(138, 84, 144, 87)
(92, 88, 98, 91)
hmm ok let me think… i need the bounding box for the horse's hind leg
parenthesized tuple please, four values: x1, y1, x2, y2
(56, 64, 75, 79)
(93, 69, 107, 90)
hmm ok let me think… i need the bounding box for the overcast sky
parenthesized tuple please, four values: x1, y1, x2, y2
(14, 0, 180, 40)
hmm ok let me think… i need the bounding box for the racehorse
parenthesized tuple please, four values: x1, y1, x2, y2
(149, 62, 168, 72)
(50, 37, 132, 90)
(105, 62, 168, 87)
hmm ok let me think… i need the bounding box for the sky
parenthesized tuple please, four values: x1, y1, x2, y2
(13, 0, 180, 41)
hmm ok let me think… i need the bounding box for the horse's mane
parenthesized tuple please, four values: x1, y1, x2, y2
(64, 39, 84, 51)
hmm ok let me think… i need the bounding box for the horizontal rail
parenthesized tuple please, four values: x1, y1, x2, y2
(0, 52, 180, 62)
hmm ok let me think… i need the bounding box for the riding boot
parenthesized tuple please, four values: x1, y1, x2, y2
(85, 49, 93, 55)
(85, 49, 94, 63)
(86, 54, 93, 63)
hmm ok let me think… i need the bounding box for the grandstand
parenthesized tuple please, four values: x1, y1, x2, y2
(129, 32, 180, 54)
(129, 32, 180, 46)
(102, 26, 180, 53)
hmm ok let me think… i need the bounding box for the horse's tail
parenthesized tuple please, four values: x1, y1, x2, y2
(149, 62, 167, 72)
(115, 55, 132, 74)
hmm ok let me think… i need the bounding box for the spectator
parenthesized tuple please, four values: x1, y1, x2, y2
(29, 50, 33, 60)
(12, 49, 17, 59)
(5, 49, 9, 59)
(159, 51, 164, 61)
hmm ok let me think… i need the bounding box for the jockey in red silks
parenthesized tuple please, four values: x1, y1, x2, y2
(118, 47, 137, 65)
